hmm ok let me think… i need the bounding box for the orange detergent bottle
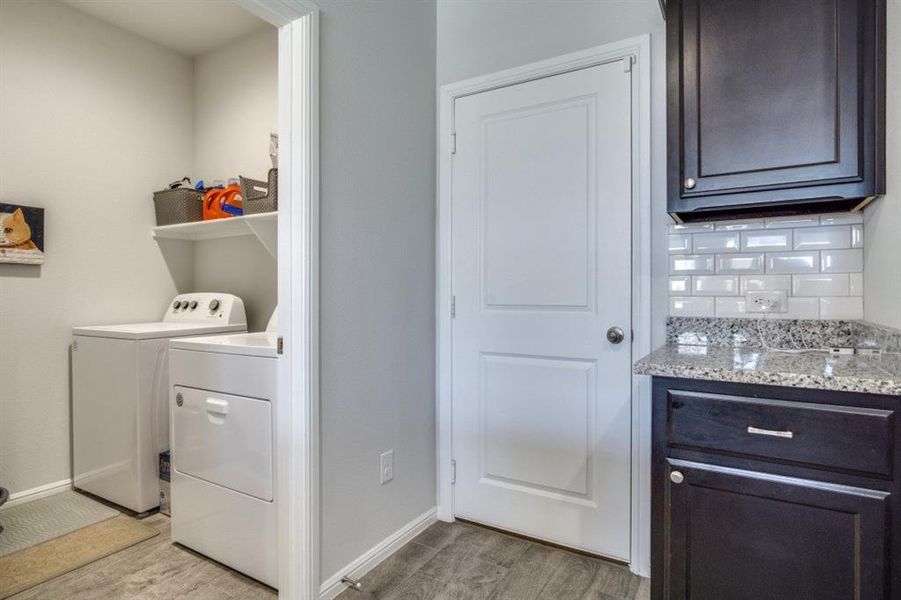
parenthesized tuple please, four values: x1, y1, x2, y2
(203, 181, 244, 220)
(219, 181, 244, 217)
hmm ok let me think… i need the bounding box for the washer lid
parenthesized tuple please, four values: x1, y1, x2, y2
(169, 332, 279, 358)
(72, 322, 247, 340)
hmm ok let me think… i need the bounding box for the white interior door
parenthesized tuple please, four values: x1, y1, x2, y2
(451, 60, 633, 560)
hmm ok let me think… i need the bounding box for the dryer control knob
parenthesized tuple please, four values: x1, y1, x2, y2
(173, 301, 182, 310)
(189, 301, 198, 310)
(209, 299, 221, 312)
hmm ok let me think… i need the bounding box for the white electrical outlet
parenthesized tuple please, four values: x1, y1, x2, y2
(380, 450, 394, 484)
(745, 290, 787, 313)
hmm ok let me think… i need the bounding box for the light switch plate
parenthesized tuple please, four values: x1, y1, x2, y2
(746, 290, 788, 313)
(380, 450, 394, 485)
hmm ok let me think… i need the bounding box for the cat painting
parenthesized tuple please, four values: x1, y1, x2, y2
(0, 203, 44, 264)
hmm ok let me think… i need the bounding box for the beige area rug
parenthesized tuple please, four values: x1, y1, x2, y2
(0, 515, 159, 599)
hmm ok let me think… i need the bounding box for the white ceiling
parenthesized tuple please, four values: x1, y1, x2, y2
(62, 0, 272, 57)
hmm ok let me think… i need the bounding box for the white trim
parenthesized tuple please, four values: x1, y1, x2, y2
(1, 479, 72, 510)
(238, 1, 319, 599)
(435, 36, 653, 576)
(318, 508, 439, 600)
(235, 0, 319, 28)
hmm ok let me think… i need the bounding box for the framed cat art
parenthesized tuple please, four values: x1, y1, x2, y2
(0, 203, 44, 265)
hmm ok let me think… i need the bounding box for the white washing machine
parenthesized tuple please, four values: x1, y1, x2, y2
(72, 294, 247, 514)
(168, 316, 278, 588)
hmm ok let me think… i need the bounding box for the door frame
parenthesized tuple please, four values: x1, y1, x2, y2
(435, 35, 652, 575)
(236, 1, 319, 598)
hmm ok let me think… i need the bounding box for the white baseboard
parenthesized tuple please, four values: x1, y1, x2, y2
(319, 507, 438, 600)
(1, 478, 72, 510)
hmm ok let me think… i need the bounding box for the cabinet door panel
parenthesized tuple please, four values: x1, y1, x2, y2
(664, 459, 888, 600)
(681, 0, 861, 197)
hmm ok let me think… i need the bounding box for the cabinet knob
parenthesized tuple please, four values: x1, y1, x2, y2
(684, 177, 696, 190)
(176, 393, 184, 407)
(670, 470, 684, 484)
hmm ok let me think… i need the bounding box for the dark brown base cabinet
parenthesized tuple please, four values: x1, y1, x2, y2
(651, 377, 898, 599)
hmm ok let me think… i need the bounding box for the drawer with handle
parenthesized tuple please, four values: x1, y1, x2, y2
(667, 389, 894, 476)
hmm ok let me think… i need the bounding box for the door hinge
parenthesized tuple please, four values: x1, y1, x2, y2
(451, 459, 457, 485)
(451, 296, 456, 318)
(451, 131, 457, 155)
(277, 336, 284, 355)
(622, 55, 634, 72)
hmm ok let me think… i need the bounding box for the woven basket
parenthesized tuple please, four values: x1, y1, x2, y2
(240, 168, 278, 215)
(153, 188, 202, 226)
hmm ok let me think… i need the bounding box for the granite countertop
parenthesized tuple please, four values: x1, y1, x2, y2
(634, 344, 901, 396)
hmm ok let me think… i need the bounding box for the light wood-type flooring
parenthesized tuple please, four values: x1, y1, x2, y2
(10, 515, 650, 599)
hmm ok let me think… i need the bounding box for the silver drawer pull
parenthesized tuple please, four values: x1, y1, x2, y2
(747, 426, 793, 439)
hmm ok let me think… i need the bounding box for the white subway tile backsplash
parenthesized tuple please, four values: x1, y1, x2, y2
(715, 219, 764, 231)
(668, 234, 691, 253)
(716, 253, 764, 274)
(765, 251, 820, 274)
(792, 274, 849, 297)
(668, 222, 714, 233)
(821, 249, 863, 273)
(670, 254, 716, 275)
(820, 212, 863, 226)
(669, 276, 691, 295)
(670, 296, 715, 317)
(741, 229, 792, 252)
(715, 297, 760, 318)
(793, 226, 852, 250)
(693, 231, 740, 253)
(850, 273, 863, 296)
(740, 275, 792, 294)
(766, 297, 820, 320)
(667, 213, 865, 319)
(765, 216, 819, 228)
(692, 275, 739, 296)
(851, 223, 864, 248)
(819, 297, 863, 320)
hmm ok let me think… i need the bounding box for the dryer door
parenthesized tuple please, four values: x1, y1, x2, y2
(172, 386, 273, 501)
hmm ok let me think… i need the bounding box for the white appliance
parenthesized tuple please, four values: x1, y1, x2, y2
(72, 293, 247, 514)
(169, 313, 278, 587)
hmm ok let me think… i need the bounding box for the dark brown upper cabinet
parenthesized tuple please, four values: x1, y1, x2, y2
(667, 0, 886, 222)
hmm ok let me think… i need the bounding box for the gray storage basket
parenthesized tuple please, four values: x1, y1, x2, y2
(240, 168, 278, 215)
(153, 187, 203, 226)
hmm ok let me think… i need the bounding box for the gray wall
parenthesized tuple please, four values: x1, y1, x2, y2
(317, 0, 438, 582)
(437, 0, 669, 349)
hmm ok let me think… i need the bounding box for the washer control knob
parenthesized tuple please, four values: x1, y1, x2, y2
(209, 298, 221, 312)
(189, 300, 198, 310)
(173, 301, 182, 310)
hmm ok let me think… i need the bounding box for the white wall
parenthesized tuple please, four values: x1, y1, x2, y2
(193, 28, 277, 185)
(437, 0, 668, 349)
(317, 0, 438, 583)
(863, 2, 901, 329)
(192, 28, 278, 330)
(0, 0, 194, 496)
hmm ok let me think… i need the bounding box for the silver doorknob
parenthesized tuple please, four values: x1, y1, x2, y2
(684, 177, 696, 189)
(606, 326, 625, 344)
(670, 471, 684, 484)
(175, 393, 183, 407)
